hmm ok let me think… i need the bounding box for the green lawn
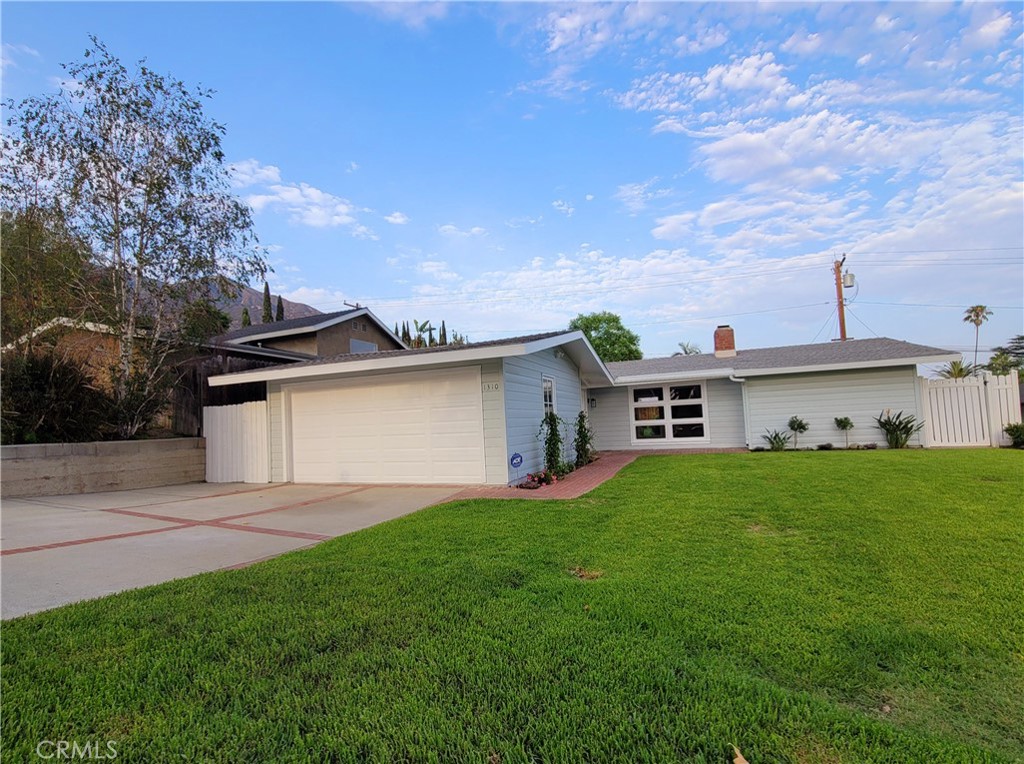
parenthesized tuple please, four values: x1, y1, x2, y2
(3, 450, 1022, 763)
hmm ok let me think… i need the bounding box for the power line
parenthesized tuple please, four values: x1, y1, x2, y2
(858, 301, 1024, 310)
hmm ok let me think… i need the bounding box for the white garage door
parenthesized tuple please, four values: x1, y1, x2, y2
(288, 366, 485, 484)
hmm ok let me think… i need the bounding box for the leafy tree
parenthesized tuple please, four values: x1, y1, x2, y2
(568, 312, 642, 362)
(988, 335, 1024, 379)
(963, 305, 993, 372)
(0, 207, 91, 349)
(241, 307, 252, 327)
(1, 38, 267, 438)
(275, 295, 285, 322)
(262, 282, 273, 324)
(937, 359, 976, 379)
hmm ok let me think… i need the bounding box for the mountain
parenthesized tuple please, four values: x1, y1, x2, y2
(221, 285, 321, 330)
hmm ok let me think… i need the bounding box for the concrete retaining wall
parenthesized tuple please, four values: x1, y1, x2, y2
(1, 438, 205, 498)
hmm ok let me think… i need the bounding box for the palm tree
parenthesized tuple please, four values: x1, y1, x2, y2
(673, 341, 702, 357)
(937, 359, 976, 379)
(963, 305, 993, 373)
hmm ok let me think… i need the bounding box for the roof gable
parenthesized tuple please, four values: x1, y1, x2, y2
(213, 307, 405, 349)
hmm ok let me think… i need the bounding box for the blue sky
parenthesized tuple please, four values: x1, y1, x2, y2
(3, 2, 1022, 359)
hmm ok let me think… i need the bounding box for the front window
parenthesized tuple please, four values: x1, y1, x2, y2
(543, 376, 555, 415)
(630, 383, 708, 442)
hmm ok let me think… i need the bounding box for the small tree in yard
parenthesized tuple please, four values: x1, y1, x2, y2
(788, 416, 809, 448)
(276, 295, 285, 322)
(241, 307, 252, 327)
(1, 38, 267, 438)
(834, 416, 854, 448)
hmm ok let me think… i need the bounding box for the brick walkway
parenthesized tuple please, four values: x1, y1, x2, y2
(452, 448, 748, 501)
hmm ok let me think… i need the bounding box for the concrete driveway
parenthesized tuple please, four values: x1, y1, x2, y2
(1, 482, 462, 620)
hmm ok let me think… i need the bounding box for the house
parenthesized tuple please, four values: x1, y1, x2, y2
(205, 325, 959, 485)
(212, 307, 406, 357)
(590, 326, 959, 451)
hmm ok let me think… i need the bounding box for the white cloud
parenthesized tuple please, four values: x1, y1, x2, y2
(417, 260, 460, 282)
(248, 183, 358, 229)
(781, 31, 822, 55)
(346, 161, 360, 174)
(585, 194, 595, 201)
(229, 159, 281, 188)
(615, 178, 671, 214)
(438, 223, 486, 238)
(651, 212, 697, 241)
(365, 2, 448, 30)
(1, 43, 40, 70)
(385, 211, 410, 225)
(962, 11, 1014, 50)
(552, 199, 574, 216)
(674, 24, 728, 55)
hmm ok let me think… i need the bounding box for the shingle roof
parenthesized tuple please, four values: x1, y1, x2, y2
(261, 331, 567, 371)
(213, 308, 354, 343)
(607, 337, 957, 380)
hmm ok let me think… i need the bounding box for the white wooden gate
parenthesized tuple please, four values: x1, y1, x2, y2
(203, 401, 269, 483)
(919, 373, 1021, 448)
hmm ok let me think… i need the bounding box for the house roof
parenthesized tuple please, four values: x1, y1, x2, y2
(209, 331, 614, 388)
(213, 307, 407, 349)
(202, 342, 316, 362)
(607, 337, 959, 383)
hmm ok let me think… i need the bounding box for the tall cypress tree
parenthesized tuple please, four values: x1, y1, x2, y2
(262, 282, 272, 323)
(275, 295, 284, 321)
(439, 320, 448, 345)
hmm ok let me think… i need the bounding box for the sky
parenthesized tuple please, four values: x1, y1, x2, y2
(2, 1, 1022, 360)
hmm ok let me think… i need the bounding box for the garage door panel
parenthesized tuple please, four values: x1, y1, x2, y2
(289, 367, 485, 484)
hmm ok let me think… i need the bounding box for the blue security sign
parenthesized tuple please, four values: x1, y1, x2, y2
(510, 453, 524, 469)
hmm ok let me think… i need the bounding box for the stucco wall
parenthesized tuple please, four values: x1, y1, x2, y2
(0, 438, 206, 498)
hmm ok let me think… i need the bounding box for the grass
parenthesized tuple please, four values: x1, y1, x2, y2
(3, 450, 1022, 763)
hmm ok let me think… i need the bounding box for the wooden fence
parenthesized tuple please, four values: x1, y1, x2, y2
(919, 373, 1021, 448)
(203, 401, 269, 483)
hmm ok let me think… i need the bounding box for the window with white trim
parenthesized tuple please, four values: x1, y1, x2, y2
(630, 383, 708, 442)
(542, 376, 556, 415)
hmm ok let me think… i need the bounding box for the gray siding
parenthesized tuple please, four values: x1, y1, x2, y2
(588, 378, 746, 450)
(503, 349, 583, 481)
(480, 360, 508, 484)
(268, 381, 285, 481)
(745, 366, 921, 448)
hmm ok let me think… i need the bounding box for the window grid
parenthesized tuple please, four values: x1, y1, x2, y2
(630, 383, 708, 442)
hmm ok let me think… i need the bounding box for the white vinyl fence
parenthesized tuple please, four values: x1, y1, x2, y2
(204, 401, 269, 483)
(919, 373, 1021, 448)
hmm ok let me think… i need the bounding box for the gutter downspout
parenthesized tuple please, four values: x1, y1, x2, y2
(729, 374, 751, 449)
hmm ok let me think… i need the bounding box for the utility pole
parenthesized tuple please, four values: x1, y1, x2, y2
(833, 255, 848, 341)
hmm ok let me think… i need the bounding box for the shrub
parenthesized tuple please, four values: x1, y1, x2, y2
(537, 411, 566, 472)
(874, 410, 924, 449)
(0, 351, 114, 444)
(817, 442, 834, 450)
(572, 410, 596, 467)
(1004, 422, 1024, 448)
(787, 415, 809, 447)
(762, 429, 791, 452)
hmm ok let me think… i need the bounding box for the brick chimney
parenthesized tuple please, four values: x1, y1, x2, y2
(714, 325, 736, 359)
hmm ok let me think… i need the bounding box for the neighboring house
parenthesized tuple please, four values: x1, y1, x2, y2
(212, 307, 406, 357)
(205, 325, 960, 486)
